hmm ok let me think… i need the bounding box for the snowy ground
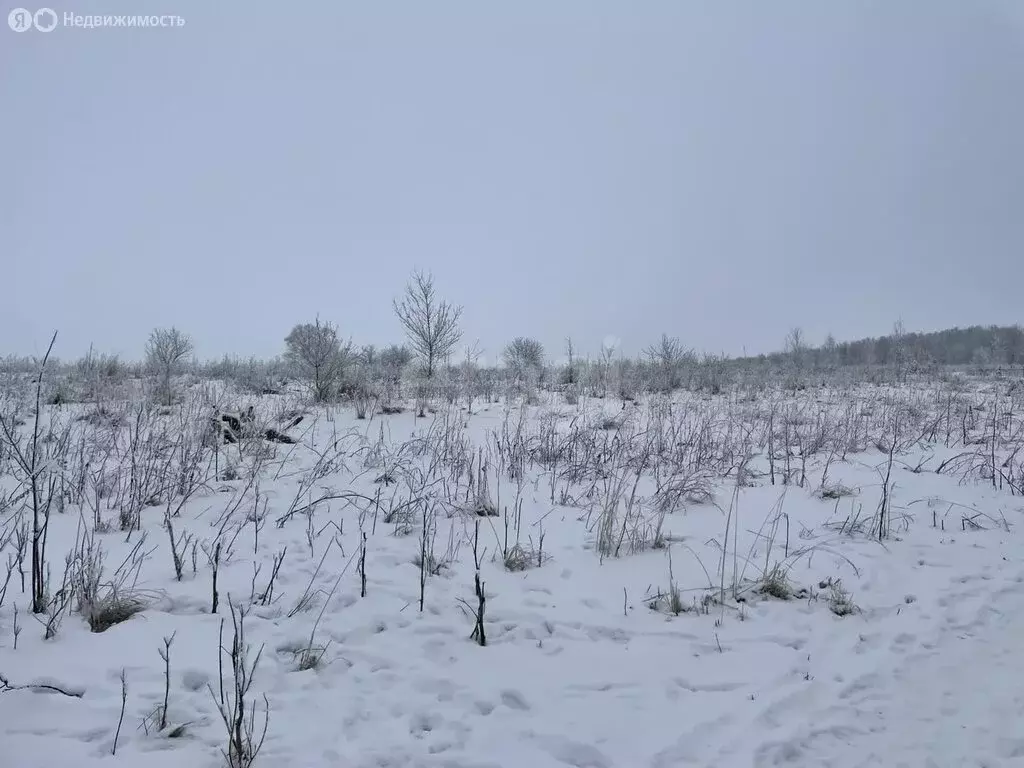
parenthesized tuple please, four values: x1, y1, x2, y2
(2, 381, 1023, 767)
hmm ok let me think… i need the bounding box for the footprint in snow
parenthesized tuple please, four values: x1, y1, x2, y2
(180, 667, 209, 691)
(531, 734, 612, 768)
(500, 689, 530, 711)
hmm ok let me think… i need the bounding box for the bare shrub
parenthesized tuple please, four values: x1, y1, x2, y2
(71, 528, 151, 632)
(294, 643, 329, 672)
(208, 602, 270, 768)
(757, 563, 808, 601)
(564, 385, 579, 405)
(146, 327, 193, 406)
(502, 534, 547, 572)
(352, 382, 374, 420)
(0, 333, 70, 613)
(815, 483, 856, 500)
(825, 578, 858, 616)
(284, 320, 351, 403)
(655, 468, 715, 512)
(645, 334, 691, 392)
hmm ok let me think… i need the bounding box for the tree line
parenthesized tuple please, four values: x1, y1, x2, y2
(756, 323, 1024, 371)
(2, 271, 1020, 407)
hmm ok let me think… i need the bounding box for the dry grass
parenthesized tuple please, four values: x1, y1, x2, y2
(83, 590, 150, 633)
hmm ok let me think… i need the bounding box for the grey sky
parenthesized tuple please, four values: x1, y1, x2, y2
(3, 1, 1023, 363)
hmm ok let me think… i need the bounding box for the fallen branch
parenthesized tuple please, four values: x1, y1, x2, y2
(0, 672, 84, 698)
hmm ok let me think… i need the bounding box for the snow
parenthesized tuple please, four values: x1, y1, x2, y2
(2, 384, 1023, 768)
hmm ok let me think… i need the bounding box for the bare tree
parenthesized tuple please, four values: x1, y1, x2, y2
(145, 327, 193, 406)
(378, 344, 413, 407)
(460, 341, 484, 413)
(785, 327, 807, 382)
(891, 318, 908, 381)
(284, 319, 350, 403)
(592, 338, 619, 398)
(504, 337, 545, 379)
(393, 270, 463, 378)
(822, 332, 838, 369)
(358, 345, 377, 367)
(785, 327, 805, 358)
(564, 337, 577, 385)
(380, 344, 412, 378)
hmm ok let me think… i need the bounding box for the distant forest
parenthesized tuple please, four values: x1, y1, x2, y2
(755, 324, 1024, 370)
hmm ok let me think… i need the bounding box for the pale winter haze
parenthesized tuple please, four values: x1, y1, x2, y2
(5, 5, 1024, 765)
(2, 0, 1023, 360)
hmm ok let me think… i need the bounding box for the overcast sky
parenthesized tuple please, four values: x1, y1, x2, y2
(2, 0, 1023, 363)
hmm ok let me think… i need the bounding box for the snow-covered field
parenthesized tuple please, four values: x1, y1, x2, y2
(2, 376, 1024, 768)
